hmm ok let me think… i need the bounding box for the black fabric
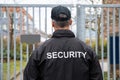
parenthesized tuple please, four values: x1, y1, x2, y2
(52, 30, 75, 38)
(24, 30, 103, 80)
(51, 5, 71, 21)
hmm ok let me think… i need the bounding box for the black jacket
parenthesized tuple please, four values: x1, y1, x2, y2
(24, 30, 103, 80)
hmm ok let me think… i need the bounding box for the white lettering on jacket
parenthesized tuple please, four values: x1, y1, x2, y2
(46, 51, 87, 59)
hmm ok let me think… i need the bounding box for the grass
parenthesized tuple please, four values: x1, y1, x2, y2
(104, 72, 108, 80)
(2, 60, 26, 80)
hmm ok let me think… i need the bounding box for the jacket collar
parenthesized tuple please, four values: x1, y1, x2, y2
(52, 30, 75, 38)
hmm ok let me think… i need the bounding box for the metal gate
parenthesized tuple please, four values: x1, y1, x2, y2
(0, 4, 120, 80)
(77, 4, 120, 80)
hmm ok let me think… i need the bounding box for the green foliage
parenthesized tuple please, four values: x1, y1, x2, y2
(97, 51, 107, 59)
(1, 37, 27, 60)
(9, 50, 21, 60)
(85, 38, 108, 59)
(104, 72, 108, 80)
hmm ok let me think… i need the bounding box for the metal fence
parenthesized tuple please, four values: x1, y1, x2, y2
(0, 4, 120, 80)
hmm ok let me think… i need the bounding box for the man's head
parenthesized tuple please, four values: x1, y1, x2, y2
(51, 5, 72, 30)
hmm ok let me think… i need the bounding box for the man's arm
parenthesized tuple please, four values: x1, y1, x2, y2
(23, 47, 42, 80)
(89, 48, 103, 80)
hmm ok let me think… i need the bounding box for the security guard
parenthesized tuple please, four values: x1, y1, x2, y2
(24, 5, 103, 80)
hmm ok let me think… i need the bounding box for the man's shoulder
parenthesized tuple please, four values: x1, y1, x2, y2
(42, 38, 54, 45)
(73, 38, 96, 54)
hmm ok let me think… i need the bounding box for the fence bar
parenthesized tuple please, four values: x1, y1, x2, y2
(0, 8, 2, 79)
(119, 8, 120, 79)
(33, 7, 35, 31)
(95, 8, 98, 55)
(6, 7, 10, 80)
(0, 22, 3, 80)
(76, 6, 85, 41)
(26, 44, 29, 62)
(100, 8, 104, 77)
(20, 7, 23, 80)
(113, 8, 116, 80)
(89, 7, 92, 46)
(1, 4, 120, 8)
(26, 7, 29, 62)
(0, 4, 75, 7)
(80, 4, 120, 8)
(13, 7, 17, 80)
(45, 7, 47, 40)
(107, 8, 110, 80)
(26, 7, 29, 34)
(32, 7, 35, 50)
(39, 7, 41, 32)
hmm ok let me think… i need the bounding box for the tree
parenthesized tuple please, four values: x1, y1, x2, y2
(84, 0, 102, 51)
(1, 7, 32, 50)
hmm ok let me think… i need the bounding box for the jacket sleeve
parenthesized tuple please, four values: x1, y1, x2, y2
(23, 46, 43, 80)
(88, 48, 103, 80)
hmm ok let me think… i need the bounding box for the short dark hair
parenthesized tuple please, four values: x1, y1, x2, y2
(53, 20, 69, 28)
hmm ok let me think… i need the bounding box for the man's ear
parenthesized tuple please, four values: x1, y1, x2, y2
(69, 19, 72, 25)
(52, 20, 55, 27)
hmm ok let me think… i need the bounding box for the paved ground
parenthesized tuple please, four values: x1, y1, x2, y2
(16, 75, 21, 80)
(16, 76, 20, 80)
(100, 59, 108, 72)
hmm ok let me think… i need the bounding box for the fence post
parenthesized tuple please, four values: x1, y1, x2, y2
(0, 7, 2, 80)
(76, 5, 85, 41)
(110, 34, 119, 79)
(0, 63, 1, 80)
